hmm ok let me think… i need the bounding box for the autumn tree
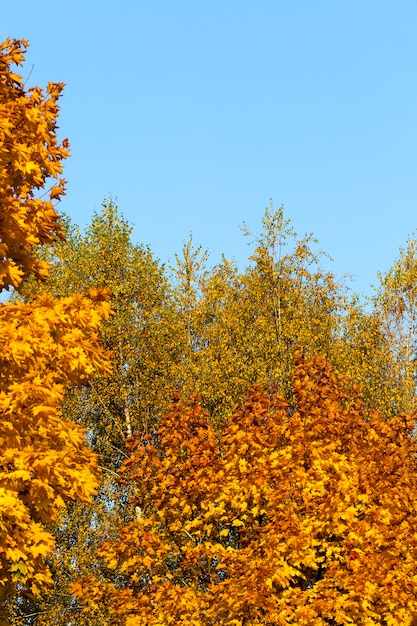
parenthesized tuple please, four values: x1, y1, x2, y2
(14, 202, 186, 625)
(30, 201, 183, 455)
(74, 351, 417, 626)
(0, 38, 110, 622)
(175, 204, 352, 421)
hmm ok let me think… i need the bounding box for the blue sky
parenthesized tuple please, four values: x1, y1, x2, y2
(2, 1, 417, 298)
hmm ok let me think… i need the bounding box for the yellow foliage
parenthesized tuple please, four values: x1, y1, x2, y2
(0, 38, 111, 614)
(0, 289, 111, 603)
(0, 39, 69, 292)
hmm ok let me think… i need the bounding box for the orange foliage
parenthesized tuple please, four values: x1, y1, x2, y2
(74, 351, 417, 625)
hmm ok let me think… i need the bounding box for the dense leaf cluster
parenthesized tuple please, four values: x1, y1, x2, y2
(74, 353, 417, 624)
(0, 39, 110, 622)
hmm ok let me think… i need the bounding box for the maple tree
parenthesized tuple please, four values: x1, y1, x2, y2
(73, 350, 417, 625)
(0, 38, 111, 621)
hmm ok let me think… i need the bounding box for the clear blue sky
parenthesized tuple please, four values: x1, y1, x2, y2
(2, 1, 417, 298)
